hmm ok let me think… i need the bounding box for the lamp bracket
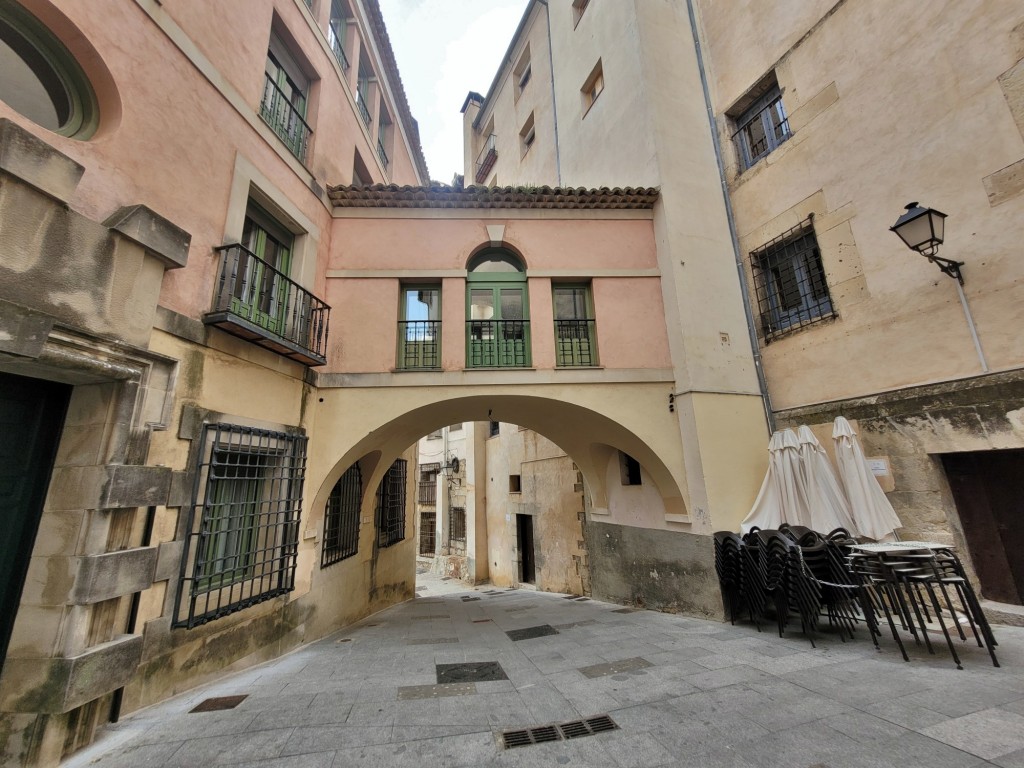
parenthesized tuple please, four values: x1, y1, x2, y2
(926, 254, 965, 285)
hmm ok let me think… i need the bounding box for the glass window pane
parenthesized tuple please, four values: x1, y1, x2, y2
(0, 19, 71, 131)
(470, 289, 494, 320)
(553, 287, 587, 320)
(500, 289, 523, 321)
(404, 288, 439, 321)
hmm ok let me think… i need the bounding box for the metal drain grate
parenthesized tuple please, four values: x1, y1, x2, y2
(189, 695, 248, 713)
(501, 715, 619, 749)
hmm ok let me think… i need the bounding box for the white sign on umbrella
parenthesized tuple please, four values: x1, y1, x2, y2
(832, 416, 902, 541)
(796, 425, 861, 537)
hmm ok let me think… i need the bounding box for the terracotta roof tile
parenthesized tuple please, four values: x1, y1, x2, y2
(328, 184, 660, 210)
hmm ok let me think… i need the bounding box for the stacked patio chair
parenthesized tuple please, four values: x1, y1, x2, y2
(847, 545, 999, 669)
(714, 532, 757, 627)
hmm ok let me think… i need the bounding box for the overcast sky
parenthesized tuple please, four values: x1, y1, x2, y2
(379, 0, 527, 184)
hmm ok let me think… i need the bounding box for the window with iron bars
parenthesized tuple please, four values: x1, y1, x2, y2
(175, 424, 306, 628)
(322, 463, 361, 568)
(732, 85, 790, 171)
(450, 506, 467, 543)
(418, 462, 440, 506)
(750, 217, 834, 342)
(376, 459, 407, 548)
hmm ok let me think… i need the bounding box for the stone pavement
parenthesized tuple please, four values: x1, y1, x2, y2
(66, 574, 1024, 768)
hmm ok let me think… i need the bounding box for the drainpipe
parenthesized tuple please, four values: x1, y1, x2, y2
(685, 0, 775, 434)
(536, 0, 562, 186)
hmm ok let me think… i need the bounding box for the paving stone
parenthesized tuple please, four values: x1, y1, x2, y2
(506, 624, 560, 641)
(397, 682, 476, 699)
(61, 574, 1024, 768)
(921, 708, 1024, 760)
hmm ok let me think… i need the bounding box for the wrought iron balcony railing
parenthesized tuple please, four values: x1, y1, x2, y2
(466, 319, 530, 368)
(555, 319, 598, 367)
(377, 138, 389, 171)
(329, 26, 350, 71)
(259, 74, 312, 163)
(474, 133, 497, 184)
(356, 90, 372, 127)
(397, 320, 440, 369)
(205, 244, 330, 366)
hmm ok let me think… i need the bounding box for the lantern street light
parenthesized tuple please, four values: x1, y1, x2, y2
(890, 202, 963, 284)
(889, 202, 987, 372)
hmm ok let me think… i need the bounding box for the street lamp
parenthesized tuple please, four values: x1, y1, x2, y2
(889, 202, 963, 283)
(889, 202, 987, 372)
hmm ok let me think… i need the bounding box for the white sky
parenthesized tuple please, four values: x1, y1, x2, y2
(379, 0, 528, 184)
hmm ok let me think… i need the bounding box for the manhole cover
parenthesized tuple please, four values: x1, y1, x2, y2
(506, 624, 559, 641)
(189, 695, 248, 713)
(436, 661, 508, 683)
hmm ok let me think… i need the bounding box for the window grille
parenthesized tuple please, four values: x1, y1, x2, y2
(175, 424, 306, 628)
(418, 462, 440, 506)
(750, 218, 834, 342)
(489, 421, 500, 437)
(733, 86, 790, 170)
(376, 459, 407, 548)
(322, 463, 361, 568)
(450, 506, 467, 543)
(419, 511, 437, 555)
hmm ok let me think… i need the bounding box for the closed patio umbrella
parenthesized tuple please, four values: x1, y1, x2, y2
(795, 425, 861, 536)
(832, 416, 902, 541)
(741, 429, 811, 532)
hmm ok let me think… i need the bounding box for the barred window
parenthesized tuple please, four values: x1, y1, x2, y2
(376, 459, 407, 548)
(418, 462, 440, 506)
(322, 464, 361, 568)
(175, 424, 306, 628)
(450, 506, 467, 543)
(751, 218, 834, 342)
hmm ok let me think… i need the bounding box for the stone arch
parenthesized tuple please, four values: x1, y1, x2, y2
(309, 391, 688, 523)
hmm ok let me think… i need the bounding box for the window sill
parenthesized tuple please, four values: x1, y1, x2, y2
(392, 367, 443, 373)
(554, 365, 604, 370)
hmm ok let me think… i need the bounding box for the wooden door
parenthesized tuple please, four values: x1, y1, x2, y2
(942, 450, 1024, 605)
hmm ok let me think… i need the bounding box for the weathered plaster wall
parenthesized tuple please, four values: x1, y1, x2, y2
(587, 521, 723, 620)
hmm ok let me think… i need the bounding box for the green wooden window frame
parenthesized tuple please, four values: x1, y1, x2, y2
(397, 285, 441, 369)
(553, 284, 598, 367)
(466, 250, 531, 368)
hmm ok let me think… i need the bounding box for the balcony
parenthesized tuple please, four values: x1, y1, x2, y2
(377, 138, 389, 171)
(356, 90, 371, 127)
(204, 244, 330, 366)
(259, 74, 312, 163)
(397, 320, 440, 370)
(328, 26, 350, 71)
(474, 133, 497, 184)
(555, 319, 597, 366)
(466, 319, 530, 368)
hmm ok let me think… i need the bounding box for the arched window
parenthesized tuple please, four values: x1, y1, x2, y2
(0, 1, 98, 138)
(466, 248, 530, 368)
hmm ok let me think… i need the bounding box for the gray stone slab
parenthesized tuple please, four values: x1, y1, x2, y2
(578, 656, 653, 679)
(397, 682, 476, 699)
(921, 708, 1024, 760)
(506, 624, 559, 641)
(164, 727, 294, 766)
(406, 637, 459, 645)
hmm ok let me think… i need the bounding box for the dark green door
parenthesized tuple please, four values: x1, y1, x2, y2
(0, 372, 70, 672)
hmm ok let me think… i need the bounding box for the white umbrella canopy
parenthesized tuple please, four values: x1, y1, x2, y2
(832, 416, 902, 541)
(741, 429, 812, 532)
(796, 425, 861, 537)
